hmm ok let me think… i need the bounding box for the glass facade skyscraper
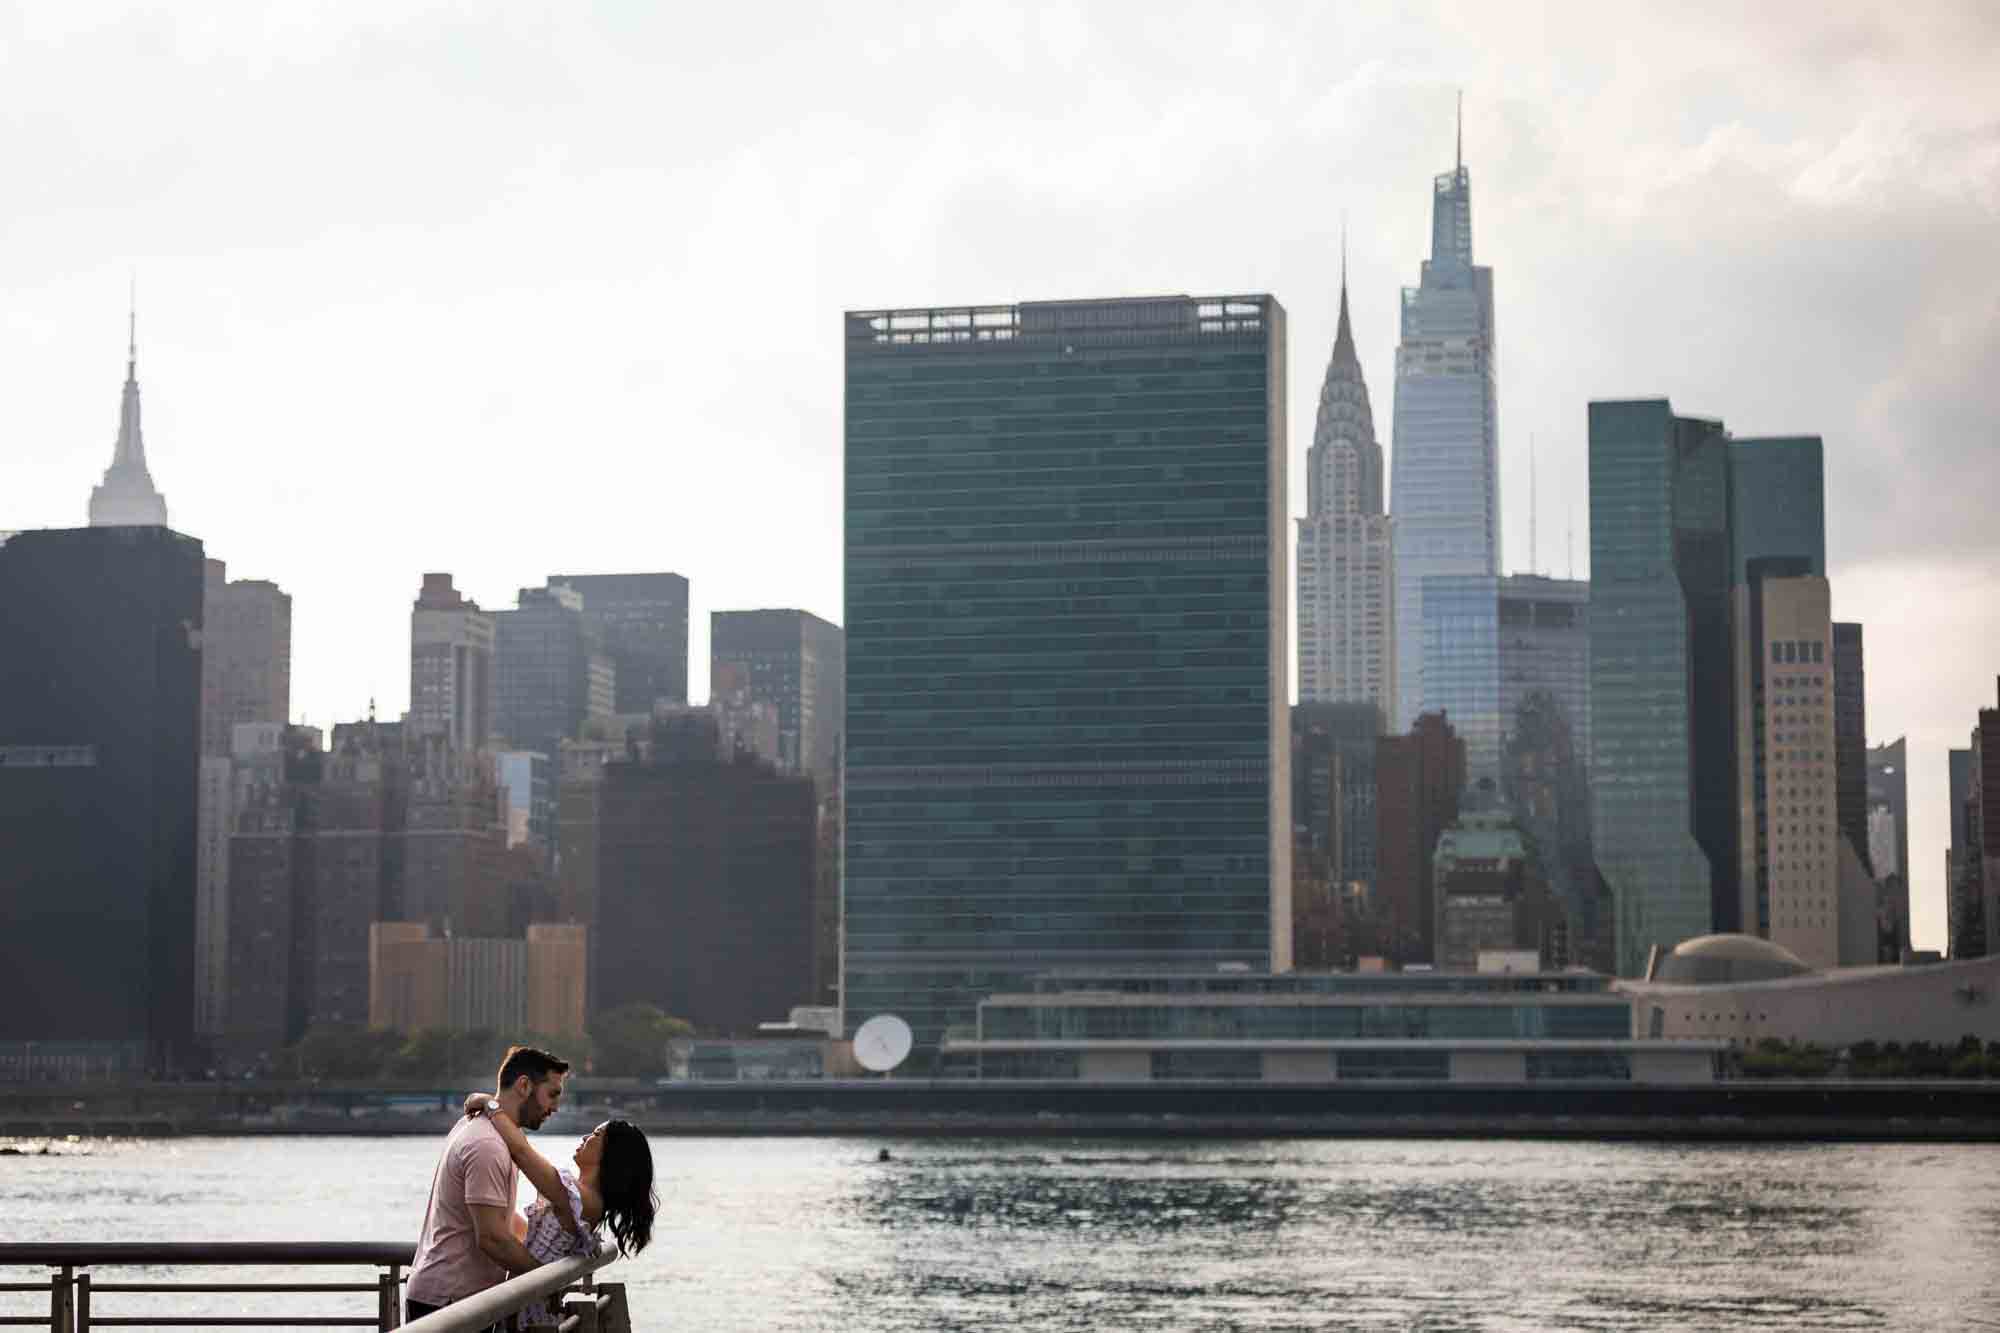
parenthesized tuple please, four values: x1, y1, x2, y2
(1390, 138, 1499, 729)
(495, 585, 616, 762)
(1589, 400, 1736, 977)
(547, 572, 691, 714)
(1418, 574, 1502, 782)
(1416, 573, 1595, 953)
(843, 295, 1290, 1052)
(710, 608, 845, 794)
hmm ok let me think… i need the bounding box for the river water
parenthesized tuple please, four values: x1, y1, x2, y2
(4, 1134, 1998, 1330)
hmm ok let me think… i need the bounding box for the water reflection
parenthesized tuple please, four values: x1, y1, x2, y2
(3, 1136, 1996, 1330)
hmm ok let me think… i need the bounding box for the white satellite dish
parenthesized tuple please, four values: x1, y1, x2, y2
(852, 1014, 914, 1074)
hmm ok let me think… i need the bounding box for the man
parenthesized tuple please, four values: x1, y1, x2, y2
(405, 1045, 569, 1324)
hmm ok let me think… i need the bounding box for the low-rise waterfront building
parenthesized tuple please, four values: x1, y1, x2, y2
(940, 969, 1720, 1083)
(1621, 933, 2000, 1046)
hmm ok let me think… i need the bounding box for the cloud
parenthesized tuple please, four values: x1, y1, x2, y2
(1, 0, 1995, 945)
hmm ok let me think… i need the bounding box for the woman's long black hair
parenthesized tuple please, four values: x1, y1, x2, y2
(598, 1120, 656, 1256)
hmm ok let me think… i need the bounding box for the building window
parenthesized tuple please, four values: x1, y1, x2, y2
(1336, 1049, 1449, 1080)
(1525, 1051, 1632, 1081)
(1150, 1050, 1262, 1081)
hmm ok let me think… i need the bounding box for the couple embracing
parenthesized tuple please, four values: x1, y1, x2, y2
(403, 1046, 657, 1327)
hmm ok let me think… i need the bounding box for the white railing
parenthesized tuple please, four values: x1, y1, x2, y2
(400, 1242, 623, 1332)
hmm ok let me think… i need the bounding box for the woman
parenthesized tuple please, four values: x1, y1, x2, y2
(460, 1094, 657, 1327)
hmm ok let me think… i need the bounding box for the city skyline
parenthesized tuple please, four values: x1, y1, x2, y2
(2, 6, 1995, 951)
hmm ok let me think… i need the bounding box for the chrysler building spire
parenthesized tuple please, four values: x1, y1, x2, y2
(1297, 214, 1396, 715)
(89, 291, 170, 528)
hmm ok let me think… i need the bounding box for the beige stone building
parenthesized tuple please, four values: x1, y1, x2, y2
(1732, 573, 1873, 969)
(369, 920, 586, 1038)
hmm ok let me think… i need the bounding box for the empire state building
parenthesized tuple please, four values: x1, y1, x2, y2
(88, 311, 170, 528)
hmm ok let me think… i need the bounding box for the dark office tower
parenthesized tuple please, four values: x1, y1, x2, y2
(1832, 624, 1869, 868)
(1868, 739, 1911, 961)
(844, 295, 1291, 1050)
(1374, 712, 1466, 963)
(496, 585, 615, 760)
(1966, 683, 2000, 960)
(410, 574, 494, 751)
(223, 728, 323, 1058)
(548, 573, 690, 715)
(1292, 703, 1384, 894)
(1391, 105, 1500, 730)
(0, 526, 204, 1075)
(302, 722, 405, 1030)
(710, 609, 845, 791)
(88, 309, 170, 528)
(1588, 400, 1736, 977)
(590, 724, 818, 1034)
(1950, 748, 1974, 866)
(1948, 744, 1982, 958)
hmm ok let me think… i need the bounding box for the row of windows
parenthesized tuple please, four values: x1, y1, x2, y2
(959, 1050, 1639, 1082)
(979, 1002, 1630, 1042)
(1770, 639, 1824, 664)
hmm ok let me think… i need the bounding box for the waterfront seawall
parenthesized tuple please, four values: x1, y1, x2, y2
(6, 1081, 2000, 1142)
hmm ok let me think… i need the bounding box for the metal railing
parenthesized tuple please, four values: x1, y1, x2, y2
(401, 1244, 621, 1333)
(0, 1243, 625, 1332)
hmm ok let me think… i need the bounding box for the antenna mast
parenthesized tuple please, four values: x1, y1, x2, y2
(1529, 433, 1538, 576)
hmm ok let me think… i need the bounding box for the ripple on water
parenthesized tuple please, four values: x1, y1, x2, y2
(3, 1136, 1998, 1331)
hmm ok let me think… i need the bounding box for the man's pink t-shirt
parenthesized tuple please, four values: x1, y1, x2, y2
(406, 1115, 519, 1306)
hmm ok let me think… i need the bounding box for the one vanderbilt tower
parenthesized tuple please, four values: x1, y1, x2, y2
(1390, 101, 1500, 729)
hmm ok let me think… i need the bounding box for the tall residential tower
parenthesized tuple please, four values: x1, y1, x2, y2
(409, 573, 495, 752)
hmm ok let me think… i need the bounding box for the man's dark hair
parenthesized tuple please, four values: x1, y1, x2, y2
(497, 1045, 569, 1090)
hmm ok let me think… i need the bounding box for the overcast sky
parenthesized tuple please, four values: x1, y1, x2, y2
(3, 2, 1995, 949)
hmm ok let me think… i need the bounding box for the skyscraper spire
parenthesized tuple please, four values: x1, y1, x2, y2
(1391, 93, 1498, 731)
(89, 290, 170, 528)
(1335, 213, 1354, 356)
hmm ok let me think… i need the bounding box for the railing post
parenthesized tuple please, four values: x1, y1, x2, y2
(73, 1273, 88, 1333)
(377, 1264, 400, 1331)
(595, 1284, 632, 1333)
(559, 1291, 601, 1333)
(48, 1265, 73, 1333)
